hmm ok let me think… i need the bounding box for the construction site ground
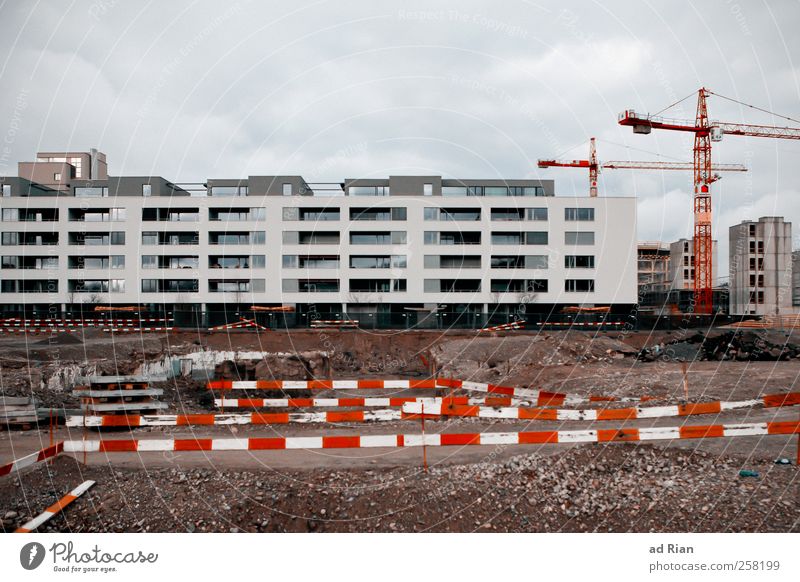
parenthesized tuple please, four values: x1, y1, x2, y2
(1, 328, 798, 533)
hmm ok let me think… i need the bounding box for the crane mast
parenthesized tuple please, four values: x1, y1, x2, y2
(618, 87, 800, 315)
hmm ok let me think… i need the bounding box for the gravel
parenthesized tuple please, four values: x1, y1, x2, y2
(1, 444, 796, 533)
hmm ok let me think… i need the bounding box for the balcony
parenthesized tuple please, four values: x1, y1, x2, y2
(143, 232, 200, 245)
(143, 208, 200, 222)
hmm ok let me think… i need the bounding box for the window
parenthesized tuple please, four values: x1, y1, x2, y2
(392, 207, 407, 221)
(110, 279, 125, 293)
(392, 255, 407, 268)
(565, 279, 595, 292)
(424, 231, 438, 245)
(565, 231, 594, 245)
(142, 255, 157, 269)
(110, 232, 125, 245)
(141, 279, 157, 292)
(526, 255, 548, 268)
(527, 208, 548, 220)
(283, 183, 292, 196)
(424, 208, 438, 221)
(111, 255, 125, 269)
(485, 187, 507, 197)
(210, 185, 247, 196)
(491, 256, 522, 269)
(282, 255, 297, 268)
(391, 231, 407, 244)
(2, 232, 18, 246)
(423, 183, 433, 196)
(749, 257, 756, 270)
(349, 186, 390, 196)
(749, 224, 756, 236)
(526, 232, 548, 245)
(565, 255, 595, 268)
(492, 232, 522, 245)
(251, 255, 266, 268)
(142, 184, 152, 197)
(1, 256, 18, 269)
(54, 173, 61, 181)
(565, 208, 595, 221)
(511, 186, 544, 197)
(2, 209, 18, 221)
(2, 185, 10, 197)
(110, 208, 127, 221)
(75, 187, 108, 197)
(350, 256, 390, 269)
(442, 186, 467, 196)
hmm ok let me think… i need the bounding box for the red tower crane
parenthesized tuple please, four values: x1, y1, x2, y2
(537, 137, 746, 197)
(619, 88, 800, 314)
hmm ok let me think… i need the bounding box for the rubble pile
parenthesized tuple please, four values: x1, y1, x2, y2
(638, 330, 800, 362)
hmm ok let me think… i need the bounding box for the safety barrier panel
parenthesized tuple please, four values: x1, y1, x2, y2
(480, 322, 525, 332)
(0, 442, 63, 477)
(67, 409, 403, 427)
(59, 421, 800, 453)
(214, 395, 553, 408)
(208, 317, 268, 332)
(435, 378, 660, 404)
(402, 392, 800, 421)
(15, 480, 95, 533)
(208, 379, 439, 390)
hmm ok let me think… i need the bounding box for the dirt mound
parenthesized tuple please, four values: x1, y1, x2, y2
(434, 333, 637, 385)
(255, 351, 330, 380)
(34, 333, 83, 346)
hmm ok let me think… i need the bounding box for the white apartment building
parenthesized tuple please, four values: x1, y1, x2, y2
(0, 152, 637, 326)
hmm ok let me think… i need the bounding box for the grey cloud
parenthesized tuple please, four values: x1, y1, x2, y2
(1, 0, 799, 279)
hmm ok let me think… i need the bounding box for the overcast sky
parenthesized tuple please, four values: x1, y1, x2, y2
(1, 0, 798, 281)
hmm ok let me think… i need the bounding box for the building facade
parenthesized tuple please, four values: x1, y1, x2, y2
(637, 241, 671, 295)
(0, 151, 638, 324)
(669, 238, 718, 291)
(729, 216, 793, 316)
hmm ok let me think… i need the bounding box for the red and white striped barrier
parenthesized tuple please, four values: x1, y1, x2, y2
(480, 322, 525, 332)
(0, 328, 79, 334)
(310, 319, 359, 328)
(403, 392, 800, 421)
(208, 317, 268, 332)
(102, 327, 173, 333)
(207, 377, 661, 406)
(59, 420, 800, 453)
(0, 318, 171, 327)
(537, 321, 625, 327)
(66, 409, 403, 427)
(208, 379, 439, 391)
(435, 378, 659, 404)
(0, 443, 63, 477)
(214, 395, 547, 409)
(15, 480, 95, 533)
